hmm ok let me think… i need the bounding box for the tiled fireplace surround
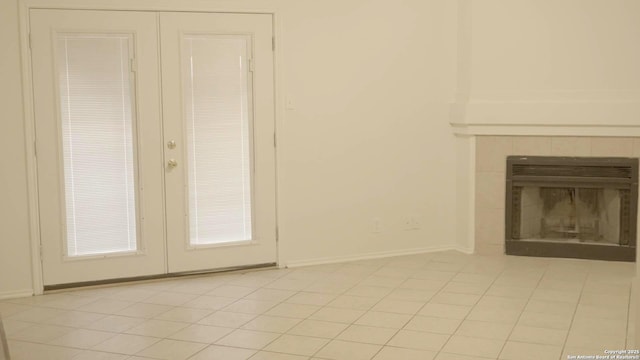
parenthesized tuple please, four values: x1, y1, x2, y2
(474, 136, 640, 255)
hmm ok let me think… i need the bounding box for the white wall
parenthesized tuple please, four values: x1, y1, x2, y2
(0, 0, 459, 295)
(0, 0, 34, 297)
(470, 0, 640, 99)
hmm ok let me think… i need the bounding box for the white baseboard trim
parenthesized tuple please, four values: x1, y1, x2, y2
(454, 246, 474, 254)
(283, 245, 464, 268)
(0, 289, 33, 300)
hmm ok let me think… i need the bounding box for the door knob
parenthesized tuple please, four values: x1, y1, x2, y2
(167, 140, 176, 149)
(167, 159, 178, 168)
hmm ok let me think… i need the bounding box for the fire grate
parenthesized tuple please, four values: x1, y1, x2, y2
(505, 156, 638, 262)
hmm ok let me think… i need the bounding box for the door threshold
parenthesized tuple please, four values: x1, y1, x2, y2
(43, 262, 277, 292)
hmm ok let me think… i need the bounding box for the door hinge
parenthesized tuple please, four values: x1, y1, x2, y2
(273, 133, 276, 147)
(33, 141, 37, 157)
(248, 58, 255, 72)
(272, 37, 275, 51)
(130, 58, 137, 72)
(275, 226, 279, 242)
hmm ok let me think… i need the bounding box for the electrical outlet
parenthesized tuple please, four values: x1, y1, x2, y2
(403, 216, 421, 230)
(403, 217, 413, 231)
(372, 218, 382, 233)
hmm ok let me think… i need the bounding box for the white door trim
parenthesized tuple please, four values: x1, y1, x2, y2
(18, 0, 284, 294)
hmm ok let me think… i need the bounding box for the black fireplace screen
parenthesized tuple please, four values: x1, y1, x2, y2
(505, 156, 638, 262)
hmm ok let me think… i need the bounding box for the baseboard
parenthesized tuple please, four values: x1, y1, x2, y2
(283, 245, 461, 268)
(0, 289, 33, 300)
(454, 246, 474, 255)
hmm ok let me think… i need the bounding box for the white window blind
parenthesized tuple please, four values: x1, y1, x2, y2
(57, 34, 138, 256)
(183, 35, 253, 245)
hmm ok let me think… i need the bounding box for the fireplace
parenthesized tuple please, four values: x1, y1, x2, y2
(505, 156, 638, 262)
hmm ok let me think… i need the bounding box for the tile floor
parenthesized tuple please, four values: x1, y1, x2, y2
(0, 251, 636, 360)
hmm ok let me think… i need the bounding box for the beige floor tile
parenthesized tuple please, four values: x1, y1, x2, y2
(484, 285, 534, 299)
(345, 286, 393, 298)
(168, 324, 234, 343)
(455, 320, 513, 340)
(115, 303, 173, 319)
(387, 329, 449, 351)
(7, 307, 68, 323)
(523, 299, 576, 316)
(224, 299, 279, 315)
(140, 291, 197, 306)
(404, 316, 461, 334)
(189, 344, 256, 360)
(373, 346, 437, 360)
(360, 276, 406, 288)
(242, 315, 302, 333)
(517, 311, 573, 330)
(154, 306, 212, 322)
(135, 339, 206, 360)
(371, 299, 424, 315)
(266, 303, 321, 319)
(92, 333, 160, 355)
(183, 295, 237, 310)
(509, 325, 567, 345)
(400, 279, 448, 291)
(198, 311, 256, 328)
(207, 285, 257, 298)
(124, 319, 188, 338)
(574, 303, 628, 321)
(337, 325, 397, 345)
(264, 278, 313, 291)
(440, 282, 490, 295)
(44, 311, 106, 328)
(244, 289, 296, 302)
(287, 319, 349, 338)
(310, 307, 365, 324)
(430, 292, 481, 306)
(410, 270, 457, 282)
(285, 292, 336, 306)
(418, 303, 471, 320)
(386, 289, 436, 302)
(216, 329, 280, 350)
(327, 295, 379, 310)
(72, 350, 130, 359)
(499, 341, 562, 360)
(355, 311, 412, 329)
(77, 299, 134, 315)
(315, 339, 382, 360)
(466, 307, 521, 324)
(7, 340, 83, 360)
(441, 335, 504, 358)
(9, 323, 74, 343)
(435, 352, 497, 360)
(84, 315, 144, 333)
(264, 334, 329, 356)
(48, 328, 116, 349)
(249, 351, 309, 360)
(565, 330, 625, 349)
(530, 289, 580, 303)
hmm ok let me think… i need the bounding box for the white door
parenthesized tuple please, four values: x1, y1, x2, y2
(31, 10, 277, 286)
(160, 13, 277, 273)
(31, 10, 166, 286)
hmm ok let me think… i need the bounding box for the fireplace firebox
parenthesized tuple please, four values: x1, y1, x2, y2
(505, 156, 638, 262)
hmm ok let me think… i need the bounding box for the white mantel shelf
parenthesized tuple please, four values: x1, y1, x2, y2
(450, 100, 640, 137)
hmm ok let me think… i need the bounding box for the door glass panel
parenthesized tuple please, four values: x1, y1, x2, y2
(57, 34, 138, 256)
(182, 35, 252, 246)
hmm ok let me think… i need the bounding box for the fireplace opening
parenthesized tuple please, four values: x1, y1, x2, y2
(505, 156, 638, 262)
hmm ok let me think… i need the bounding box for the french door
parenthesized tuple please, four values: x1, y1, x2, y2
(30, 9, 276, 286)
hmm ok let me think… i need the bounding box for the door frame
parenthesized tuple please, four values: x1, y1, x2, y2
(18, 0, 284, 295)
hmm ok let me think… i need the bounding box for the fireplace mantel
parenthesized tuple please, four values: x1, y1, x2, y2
(450, 99, 640, 137)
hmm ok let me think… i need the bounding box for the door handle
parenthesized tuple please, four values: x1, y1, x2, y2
(167, 159, 178, 169)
